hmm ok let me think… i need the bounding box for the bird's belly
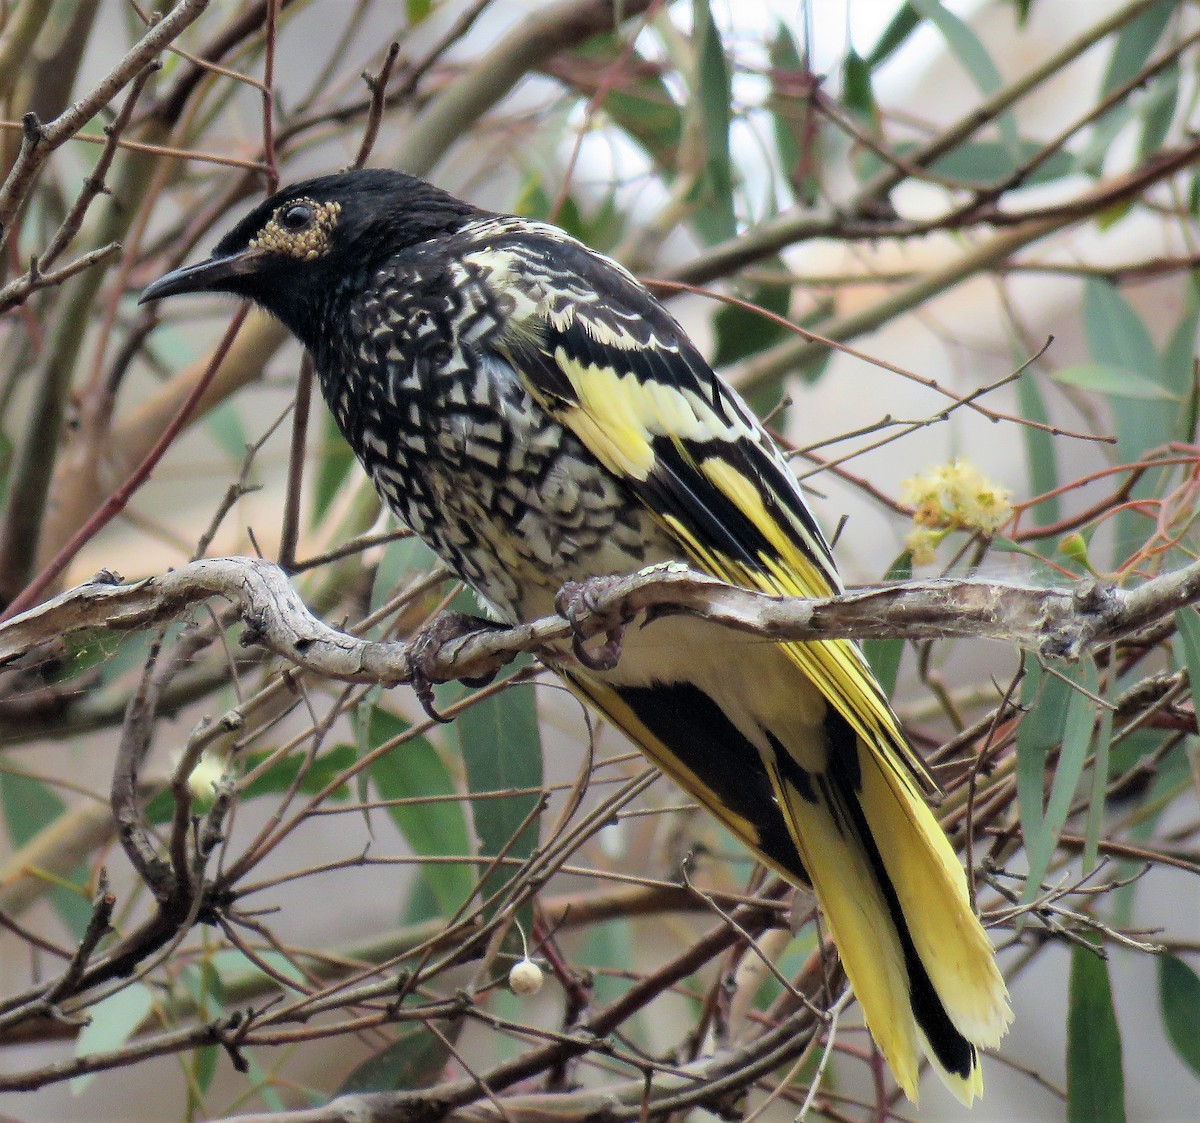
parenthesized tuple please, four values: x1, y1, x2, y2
(362, 397, 671, 622)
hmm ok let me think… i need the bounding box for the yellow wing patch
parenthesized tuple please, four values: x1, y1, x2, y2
(695, 457, 934, 790)
(551, 350, 754, 481)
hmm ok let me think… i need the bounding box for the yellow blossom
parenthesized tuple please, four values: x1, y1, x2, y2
(900, 459, 1013, 561)
(905, 526, 944, 565)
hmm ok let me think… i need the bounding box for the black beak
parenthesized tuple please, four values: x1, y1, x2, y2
(139, 249, 260, 304)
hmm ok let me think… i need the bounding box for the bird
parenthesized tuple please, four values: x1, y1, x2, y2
(141, 167, 1011, 1104)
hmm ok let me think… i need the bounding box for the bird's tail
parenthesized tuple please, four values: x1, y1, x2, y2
(767, 708, 1012, 1104)
(570, 665, 1011, 1105)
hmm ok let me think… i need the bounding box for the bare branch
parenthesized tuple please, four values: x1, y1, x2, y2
(4, 557, 1199, 694)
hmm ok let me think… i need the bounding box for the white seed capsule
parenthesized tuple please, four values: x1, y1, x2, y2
(508, 958, 544, 996)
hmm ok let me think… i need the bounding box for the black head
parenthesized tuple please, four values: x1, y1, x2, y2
(140, 168, 482, 344)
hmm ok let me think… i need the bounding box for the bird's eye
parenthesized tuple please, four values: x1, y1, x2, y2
(280, 203, 314, 231)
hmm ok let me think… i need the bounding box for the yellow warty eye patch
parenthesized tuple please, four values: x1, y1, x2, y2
(250, 199, 343, 261)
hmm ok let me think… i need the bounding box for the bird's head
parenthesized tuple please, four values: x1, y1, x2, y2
(140, 168, 481, 343)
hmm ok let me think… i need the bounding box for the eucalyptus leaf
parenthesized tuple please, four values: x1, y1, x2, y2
(1051, 363, 1176, 401)
(453, 678, 544, 919)
(1157, 954, 1200, 1079)
(1068, 944, 1126, 1123)
(72, 983, 156, 1093)
(368, 706, 475, 919)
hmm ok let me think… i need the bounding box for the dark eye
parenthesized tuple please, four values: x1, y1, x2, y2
(280, 203, 313, 231)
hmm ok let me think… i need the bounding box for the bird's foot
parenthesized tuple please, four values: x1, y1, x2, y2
(555, 576, 630, 672)
(404, 611, 503, 723)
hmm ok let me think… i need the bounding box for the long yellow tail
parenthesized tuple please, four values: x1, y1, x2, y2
(569, 642, 1011, 1105)
(769, 711, 1012, 1103)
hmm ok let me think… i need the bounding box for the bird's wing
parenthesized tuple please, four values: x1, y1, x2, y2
(473, 232, 933, 791)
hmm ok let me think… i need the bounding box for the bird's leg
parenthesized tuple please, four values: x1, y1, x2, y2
(404, 611, 505, 723)
(555, 575, 631, 672)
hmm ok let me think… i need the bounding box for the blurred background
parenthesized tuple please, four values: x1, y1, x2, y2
(1, 1, 1198, 1119)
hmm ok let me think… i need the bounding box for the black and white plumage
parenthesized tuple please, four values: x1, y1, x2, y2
(142, 168, 1010, 1104)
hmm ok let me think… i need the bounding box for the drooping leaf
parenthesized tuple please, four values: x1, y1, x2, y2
(241, 743, 356, 803)
(1083, 279, 1173, 563)
(841, 49, 876, 129)
(1024, 658, 1096, 899)
(339, 1021, 453, 1093)
(1068, 944, 1126, 1123)
(1161, 283, 1200, 438)
(0, 773, 93, 936)
(1079, 0, 1175, 176)
(690, 0, 736, 245)
(452, 678, 544, 920)
(857, 138, 1074, 188)
(369, 533, 440, 616)
(1157, 954, 1200, 1079)
(204, 398, 248, 460)
(1100, 0, 1174, 99)
(561, 37, 683, 172)
(1017, 364, 1060, 537)
(908, 0, 1020, 158)
(1137, 63, 1179, 165)
(72, 983, 156, 1093)
(367, 705, 475, 919)
(1015, 665, 1072, 911)
(865, 3, 922, 69)
(1174, 609, 1200, 712)
(711, 271, 791, 369)
(1051, 363, 1176, 401)
(768, 23, 818, 205)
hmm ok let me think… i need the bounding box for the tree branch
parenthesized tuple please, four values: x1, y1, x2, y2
(3, 556, 1198, 695)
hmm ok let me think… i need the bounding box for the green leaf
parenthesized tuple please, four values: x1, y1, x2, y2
(1157, 954, 1200, 1079)
(1100, 0, 1173, 99)
(1083, 279, 1170, 446)
(0, 773, 93, 936)
(367, 706, 475, 919)
(0, 427, 14, 501)
(1137, 63, 1179, 165)
(1161, 285, 1200, 439)
(710, 273, 791, 369)
(1068, 944, 1126, 1123)
(370, 533, 440, 616)
(1030, 659, 1096, 898)
(1020, 661, 1096, 904)
(241, 743, 356, 803)
(593, 53, 682, 172)
(865, 3, 921, 69)
(204, 399, 248, 460)
(339, 1021, 453, 1092)
(1051, 363, 1176, 400)
(72, 983, 156, 1093)
(690, 0, 736, 244)
(841, 49, 875, 128)
(1015, 665, 1071, 910)
(1017, 364, 1060, 535)
(932, 140, 1074, 186)
(908, 0, 1020, 159)
(453, 678, 544, 919)
(768, 24, 816, 206)
(863, 553, 912, 698)
(1083, 279, 1174, 563)
(1175, 609, 1200, 708)
(1074, 98, 1139, 176)
(857, 139, 1074, 189)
